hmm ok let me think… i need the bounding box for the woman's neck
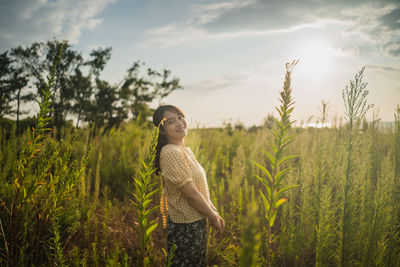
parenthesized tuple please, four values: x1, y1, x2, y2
(168, 138, 185, 147)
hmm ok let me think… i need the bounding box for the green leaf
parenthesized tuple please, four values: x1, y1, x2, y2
(143, 199, 151, 209)
(145, 188, 160, 199)
(130, 199, 139, 209)
(269, 210, 277, 227)
(275, 168, 291, 184)
(149, 218, 158, 225)
(271, 128, 280, 140)
(131, 192, 140, 202)
(161, 248, 167, 257)
(148, 168, 157, 176)
(143, 256, 150, 267)
(274, 197, 287, 208)
(145, 223, 158, 236)
(281, 134, 296, 146)
(281, 139, 292, 151)
(259, 190, 270, 212)
(255, 175, 272, 197)
(260, 150, 276, 166)
(255, 174, 267, 186)
(143, 204, 160, 217)
(274, 185, 299, 201)
(275, 107, 283, 117)
(142, 161, 148, 169)
(252, 161, 272, 183)
(133, 177, 142, 188)
(278, 155, 298, 167)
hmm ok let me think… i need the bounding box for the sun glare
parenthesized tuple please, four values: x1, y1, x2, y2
(295, 39, 337, 81)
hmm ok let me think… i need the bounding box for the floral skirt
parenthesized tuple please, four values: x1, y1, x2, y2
(166, 216, 208, 267)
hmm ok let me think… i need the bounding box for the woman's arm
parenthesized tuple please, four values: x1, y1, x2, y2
(210, 201, 218, 212)
(180, 181, 225, 233)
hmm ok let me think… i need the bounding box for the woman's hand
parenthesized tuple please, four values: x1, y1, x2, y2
(180, 182, 225, 233)
(210, 211, 225, 233)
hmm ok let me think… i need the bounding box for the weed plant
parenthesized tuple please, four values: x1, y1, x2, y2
(0, 58, 399, 265)
(340, 66, 372, 265)
(253, 60, 299, 267)
(130, 126, 160, 266)
(0, 42, 84, 265)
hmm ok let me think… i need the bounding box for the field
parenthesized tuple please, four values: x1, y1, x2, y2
(1, 61, 399, 267)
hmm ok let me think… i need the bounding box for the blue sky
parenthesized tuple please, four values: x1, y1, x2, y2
(1, 0, 399, 127)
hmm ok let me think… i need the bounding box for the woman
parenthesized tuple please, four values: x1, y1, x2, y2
(153, 105, 225, 267)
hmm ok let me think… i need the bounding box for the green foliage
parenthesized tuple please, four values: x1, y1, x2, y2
(0, 41, 86, 265)
(253, 60, 299, 267)
(130, 126, 160, 266)
(1, 56, 399, 266)
(239, 201, 261, 267)
(162, 243, 177, 267)
(340, 66, 373, 266)
(385, 105, 400, 266)
(3, 40, 182, 138)
(121, 60, 182, 123)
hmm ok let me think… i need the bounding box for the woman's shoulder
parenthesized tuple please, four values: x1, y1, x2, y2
(160, 144, 185, 158)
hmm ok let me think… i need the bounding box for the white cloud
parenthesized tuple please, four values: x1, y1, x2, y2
(339, 2, 398, 44)
(384, 41, 400, 57)
(140, 15, 327, 48)
(192, 0, 254, 25)
(138, 0, 400, 59)
(184, 72, 247, 92)
(337, 46, 361, 57)
(0, 0, 117, 51)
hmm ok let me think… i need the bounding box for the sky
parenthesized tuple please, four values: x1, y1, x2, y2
(1, 0, 399, 128)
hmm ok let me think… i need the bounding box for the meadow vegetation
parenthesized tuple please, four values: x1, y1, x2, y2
(0, 43, 399, 266)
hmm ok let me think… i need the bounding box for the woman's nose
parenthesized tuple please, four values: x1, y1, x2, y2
(177, 119, 185, 128)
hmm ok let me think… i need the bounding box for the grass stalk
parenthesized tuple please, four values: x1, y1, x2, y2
(385, 105, 400, 265)
(2, 42, 65, 265)
(253, 60, 299, 267)
(130, 125, 160, 266)
(340, 66, 372, 266)
(239, 200, 262, 267)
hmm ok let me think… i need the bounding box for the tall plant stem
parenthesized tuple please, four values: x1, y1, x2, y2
(340, 66, 372, 266)
(254, 60, 299, 267)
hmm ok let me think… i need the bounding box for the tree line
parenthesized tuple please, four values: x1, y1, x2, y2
(0, 40, 182, 138)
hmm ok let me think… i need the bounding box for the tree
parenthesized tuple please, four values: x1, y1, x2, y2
(0, 51, 16, 118)
(70, 69, 92, 128)
(120, 61, 182, 122)
(0, 51, 31, 133)
(2, 40, 183, 134)
(71, 47, 112, 128)
(11, 40, 83, 139)
(89, 78, 127, 134)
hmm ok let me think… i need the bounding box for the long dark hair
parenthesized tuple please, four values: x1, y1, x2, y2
(152, 105, 185, 175)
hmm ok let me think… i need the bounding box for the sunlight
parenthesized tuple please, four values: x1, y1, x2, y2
(295, 39, 337, 81)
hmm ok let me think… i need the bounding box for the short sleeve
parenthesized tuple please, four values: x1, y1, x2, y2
(160, 145, 193, 188)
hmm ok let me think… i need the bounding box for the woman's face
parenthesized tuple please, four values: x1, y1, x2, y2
(162, 110, 187, 142)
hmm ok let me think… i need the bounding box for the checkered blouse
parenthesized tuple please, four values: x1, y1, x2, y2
(160, 144, 211, 226)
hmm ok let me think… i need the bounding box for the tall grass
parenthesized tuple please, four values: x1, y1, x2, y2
(385, 105, 400, 266)
(239, 201, 261, 267)
(314, 101, 338, 266)
(253, 60, 299, 267)
(1, 58, 399, 265)
(340, 66, 372, 266)
(130, 126, 160, 266)
(0, 41, 86, 265)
